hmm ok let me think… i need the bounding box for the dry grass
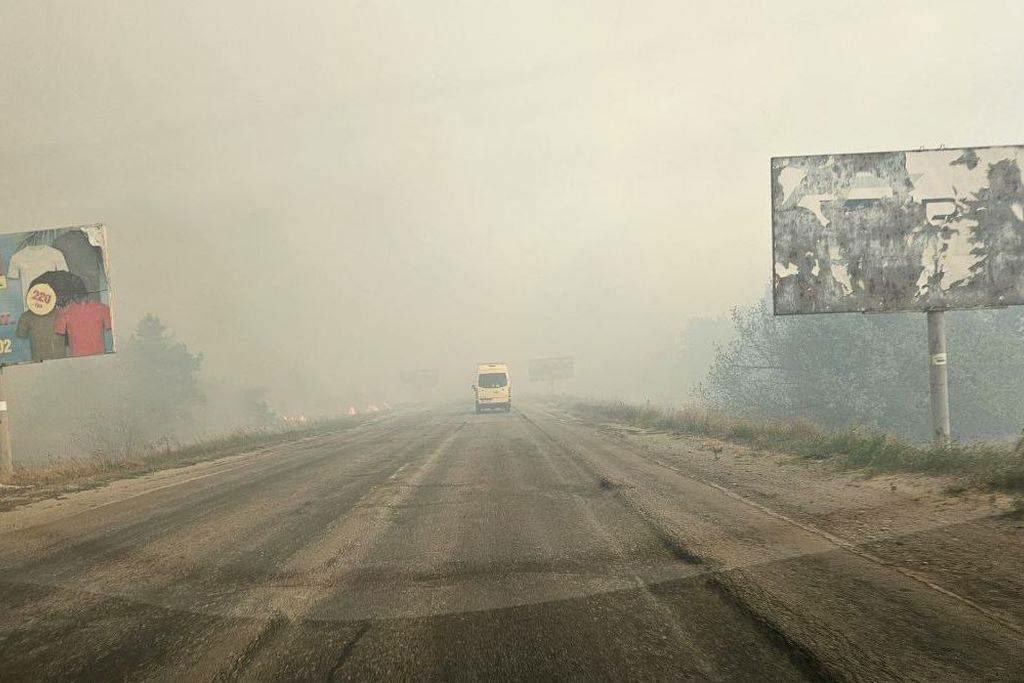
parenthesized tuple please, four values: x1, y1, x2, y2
(575, 401, 1024, 494)
(6, 416, 367, 489)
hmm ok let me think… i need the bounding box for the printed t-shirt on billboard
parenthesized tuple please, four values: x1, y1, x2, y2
(7, 245, 68, 300)
(16, 309, 67, 361)
(52, 230, 104, 299)
(55, 300, 112, 357)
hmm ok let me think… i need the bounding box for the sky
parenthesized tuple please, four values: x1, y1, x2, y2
(3, 1, 1024, 410)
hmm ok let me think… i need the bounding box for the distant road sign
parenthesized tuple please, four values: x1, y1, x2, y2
(528, 356, 574, 382)
(772, 145, 1024, 314)
(400, 368, 439, 389)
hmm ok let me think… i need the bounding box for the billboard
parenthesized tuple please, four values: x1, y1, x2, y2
(399, 368, 439, 389)
(0, 224, 114, 365)
(772, 145, 1024, 315)
(528, 356, 574, 382)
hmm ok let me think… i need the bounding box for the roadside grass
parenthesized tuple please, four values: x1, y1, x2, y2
(4, 415, 370, 490)
(574, 401, 1024, 495)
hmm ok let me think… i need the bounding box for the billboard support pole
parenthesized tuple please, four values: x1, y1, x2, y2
(927, 310, 951, 446)
(0, 366, 12, 479)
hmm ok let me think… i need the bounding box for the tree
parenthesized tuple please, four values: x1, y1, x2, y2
(700, 295, 1024, 441)
(11, 314, 206, 459)
(240, 387, 277, 427)
(115, 314, 204, 442)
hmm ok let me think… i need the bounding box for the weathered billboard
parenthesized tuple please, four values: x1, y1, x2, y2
(772, 145, 1024, 314)
(528, 356, 574, 382)
(0, 224, 114, 365)
(399, 368, 439, 389)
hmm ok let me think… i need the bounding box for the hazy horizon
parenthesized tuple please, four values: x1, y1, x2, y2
(4, 1, 1024, 412)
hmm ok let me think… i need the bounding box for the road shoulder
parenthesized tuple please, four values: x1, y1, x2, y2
(555, 405, 1024, 629)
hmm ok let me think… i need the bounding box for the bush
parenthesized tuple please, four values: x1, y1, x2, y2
(696, 296, 1024, 441)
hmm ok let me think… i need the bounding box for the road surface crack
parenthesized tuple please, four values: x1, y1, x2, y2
(328, 622, 371, 681)
(213, 612, 290, 682)
(706, 574, 846, 682)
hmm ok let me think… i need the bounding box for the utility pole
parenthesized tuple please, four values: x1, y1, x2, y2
(0, 366, 12, 479)
(927, 310, 951, 446)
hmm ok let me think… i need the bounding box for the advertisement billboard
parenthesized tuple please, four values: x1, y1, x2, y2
(0, 224, 114, 365)
(399, 368, 439, 389)
(528, 356, 574, 382)
(772, 145, 1024, 315)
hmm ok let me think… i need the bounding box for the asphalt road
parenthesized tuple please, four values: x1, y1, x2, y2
(1, 404, 1022, 681)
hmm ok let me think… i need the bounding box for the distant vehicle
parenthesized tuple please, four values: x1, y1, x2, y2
(473, 362, 512, 413)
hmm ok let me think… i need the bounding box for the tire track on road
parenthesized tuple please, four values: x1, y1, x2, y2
(528, 405, 1024, 633)
(0, 413, 452, 681)
(522, 404, 1024, 680)
(203, 419, 469, 680)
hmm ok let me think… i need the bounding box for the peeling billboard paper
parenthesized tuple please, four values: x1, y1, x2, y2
(528, 356, 574, 382)
(0, 224, 114, 365)
(772, 146, 1024, 315)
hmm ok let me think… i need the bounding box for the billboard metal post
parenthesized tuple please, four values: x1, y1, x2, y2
(927, 311, 951, 446)
(0, 367, 11, 479)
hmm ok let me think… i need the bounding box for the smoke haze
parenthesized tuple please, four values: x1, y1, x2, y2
(3, 1, 1024, 414)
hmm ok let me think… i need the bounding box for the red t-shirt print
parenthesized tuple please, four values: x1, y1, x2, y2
(54, 300, 112, 357)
